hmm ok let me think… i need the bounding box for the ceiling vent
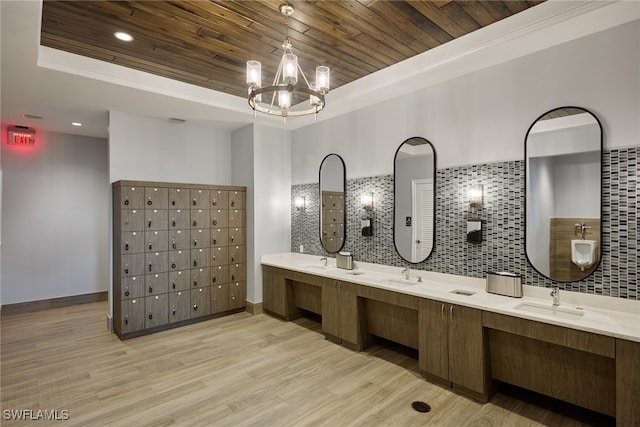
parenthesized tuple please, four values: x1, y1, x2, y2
(167, 117, 186, 124)
(22, 113, 44, 120)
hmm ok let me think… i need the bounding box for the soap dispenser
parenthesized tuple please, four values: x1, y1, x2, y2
(361, 218, 373, 236)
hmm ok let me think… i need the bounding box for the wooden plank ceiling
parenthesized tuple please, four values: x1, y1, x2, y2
(41, 1, 543, 100)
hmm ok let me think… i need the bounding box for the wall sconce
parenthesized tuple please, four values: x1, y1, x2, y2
(468, 185, 483, 210)
(294, 196, 306, 212)
(361, 192, 374, 211)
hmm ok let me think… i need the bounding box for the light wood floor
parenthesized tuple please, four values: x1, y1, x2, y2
(1, 302, 613, 426)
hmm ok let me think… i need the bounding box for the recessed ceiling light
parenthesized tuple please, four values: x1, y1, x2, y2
(72, 122, 82, 127)
(114, 31, 133, 42)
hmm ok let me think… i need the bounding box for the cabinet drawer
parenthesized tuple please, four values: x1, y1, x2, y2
(121, 209, 144, 231)
(121, 298, 145, 333)
(145, 209, 168, 231)
(191, 209, 210, 229)
(191, 286, 211, 317)
(190, 189, 210, 208)
(122, 276, 144, 299)
(211, 209, 229, 228)
(144, 187, 168, 209)
(229, 263, 246, 282)
(144, 272, 168, 295)
(145, 294, 168, 328)
(211, 283, 230, 313)
(168, 250, 190, 272)
(168, 188, 189, 209)
(229, 228, 246, 245)
(169, 270, 190, 292)
(169, 291, 191, 323)
(122, 254, 145, 277)
(119, 186, 144, 209)
(229, 245, 245, 264)
(121, 231, 144, 254)
(210, 228, 229, 247)
(211, 246, 229, 266)
(191, 247, 210, 269)
(228, 209, 245, 228)
(190, 267, 210, 288)
(191, 229, 208, 249)
(145, 230, 168, 252)
(168, 209, 189, 230)
(145, 252, 168, 274)
(211, 265, 229, 285)
(229, 281, 246, 310)
(229, 191, 245, 209)
(211, 190, 228, 209)
(169, 229, 190, 251)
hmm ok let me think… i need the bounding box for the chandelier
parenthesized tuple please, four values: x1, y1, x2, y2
(246, 3, 330, 122)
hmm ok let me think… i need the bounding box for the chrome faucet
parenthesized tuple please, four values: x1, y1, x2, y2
(320, 257, 328, 266)
(550, 287, 560, 306)
(401, 265, 411, 280)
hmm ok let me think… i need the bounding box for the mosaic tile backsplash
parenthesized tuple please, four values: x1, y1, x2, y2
(292, 147, 638, 300)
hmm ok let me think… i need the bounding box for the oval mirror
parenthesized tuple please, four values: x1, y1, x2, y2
(319, 154, 346, 253)
(525, 107, 602, 282)
(394, 137, 436, 263)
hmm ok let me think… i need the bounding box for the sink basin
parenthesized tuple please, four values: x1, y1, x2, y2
(382, 278, 420, 288)
(301, 264, 334, 271)
(450, 289, 476, 296)
(345, 271, 365, 275)
(515, 302, 584, 320)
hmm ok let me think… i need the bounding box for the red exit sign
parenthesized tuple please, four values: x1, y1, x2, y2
(8, 127, 36, 145)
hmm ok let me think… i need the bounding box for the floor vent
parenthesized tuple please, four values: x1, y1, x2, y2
(411, 401, 431, 413)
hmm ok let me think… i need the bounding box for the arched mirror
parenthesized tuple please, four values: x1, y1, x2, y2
(394, 137, 436, 263)
(319, 154, 346, 253)
(525, 107, 602, 282)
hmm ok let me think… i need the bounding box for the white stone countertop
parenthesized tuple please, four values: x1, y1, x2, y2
(261, 252, 640, 343)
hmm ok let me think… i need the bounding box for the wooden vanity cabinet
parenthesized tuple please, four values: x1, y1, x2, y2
(419, 299, 489, 402)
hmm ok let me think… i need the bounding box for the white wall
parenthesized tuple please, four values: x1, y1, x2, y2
(109, 111, 232, 184)
(232, 124, 291, 304)
(291, 20, 640, 184)
(1, 129, 109, 305)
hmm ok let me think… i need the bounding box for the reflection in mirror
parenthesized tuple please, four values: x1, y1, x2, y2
(525, 107, 602, 282)
(394, 137, 436, 263)
(319, 154, 346, 253)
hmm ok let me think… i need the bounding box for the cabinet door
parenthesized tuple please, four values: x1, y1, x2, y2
(168, 188, 189, 209)
(229, 191, 245, 209)
(145, 294, 168, 328)
(121, 209, 144, 231)
(191, 286, 211, 317)
(322, 279, 340, 338)
(191, 209, 210, 229)
(211, 209, 229, 228)
(190, 189, 210, 208)
(122, 276, 144, 299)
(121, 231, 144, 254)
(169, 250, 190, 272)
(191, 228, 207, 249)
(169, 291, 191, 323)
(145, 251, 168, 274)
(190, 267, 210, 289)
(144, 272, 168, 295)
(229, 228, 245, 245)
(211, 283, 230, 314)
(191, 247, 210, 269)
(229, 281, 246, 310)
(211, 190, 228, 209)
(262, 266, 286, 316)
(145, 230, 168, 252)
(169, 229, 190, 250)
(229, 263, 246, 282)
(168, 209, 190, 230)
(448, 304, 484, 393)
(119, 186, 144, 209)
(121, 298, 145, 334)
(144, 187, 168, 209)
(211, 246, 229, 266)
(228, 245, 245, 264)
(419, 299, 449, 381)
(228, 209, 246, 228)
(122, 254, 145, 277)
(210, 228, 229, 247)
(145, 209, 168, 231)
(169, 270, 190, 292)
(211, 265, 229, 285)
